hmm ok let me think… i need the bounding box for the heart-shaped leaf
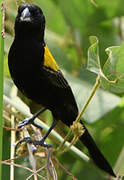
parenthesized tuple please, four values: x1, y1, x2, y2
(87, 36, 124, 93)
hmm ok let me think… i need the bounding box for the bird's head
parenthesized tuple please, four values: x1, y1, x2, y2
(15, 4, 45, 40)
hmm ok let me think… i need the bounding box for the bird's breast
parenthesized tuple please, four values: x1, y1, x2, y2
(8, 39, 44, 96)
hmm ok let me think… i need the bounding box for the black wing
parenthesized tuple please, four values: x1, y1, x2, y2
(41, 66, 79, 125)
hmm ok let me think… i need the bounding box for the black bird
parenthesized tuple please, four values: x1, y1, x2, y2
(8, 4, 116, 177)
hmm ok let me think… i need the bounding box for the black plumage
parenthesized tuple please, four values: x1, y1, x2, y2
(8, 4, 116, 177)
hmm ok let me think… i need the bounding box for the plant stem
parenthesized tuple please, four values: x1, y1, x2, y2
(23, 128, 38, 180)
(75, 75, 101, 123)
(57, 75, 101, 152)
(10, 111, 16, 180)
(0, 1, 4, 180)
(3, 95, 89, 162)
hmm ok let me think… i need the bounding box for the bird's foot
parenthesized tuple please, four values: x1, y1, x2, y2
(18, 117, 43, 130)
(18, 117, 34, 129)
(16, 137, 52, 148)
(18, 108, 47, 129)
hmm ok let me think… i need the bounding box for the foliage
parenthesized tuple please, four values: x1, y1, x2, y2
(2, 0, 124, 179)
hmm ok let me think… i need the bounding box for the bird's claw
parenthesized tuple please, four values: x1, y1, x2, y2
(15, 137, 52, 149)
(18, 118, 33, 129)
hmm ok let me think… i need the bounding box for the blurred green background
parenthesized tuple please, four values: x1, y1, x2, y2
(3, 0, 124, 179)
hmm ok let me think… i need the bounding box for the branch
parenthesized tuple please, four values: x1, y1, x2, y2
(3, 95, 89, 162)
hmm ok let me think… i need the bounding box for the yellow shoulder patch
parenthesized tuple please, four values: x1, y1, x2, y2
(44, 45, 59, 72)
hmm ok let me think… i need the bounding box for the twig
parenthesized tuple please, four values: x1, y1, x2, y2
(3, 126, 21, 132)
(1, 1, 5, 38)
(90, 0, 98, 7)
(32, 125, 57, 180)
(0, 160, 45, 179)
(46, 148, 57, 180)
(2, 155, 46, 180)
(4, 154, 27, 162)
(23, 128, 38, 180)
(63, 136, 78, 153)
(49, 159, 57, 180)
(75, 75, 101, 123)
(3, 94, 89, 162)
(53, 157, 77, 180)
(27, 166, 47, 180)
(10, 109, 16, 180)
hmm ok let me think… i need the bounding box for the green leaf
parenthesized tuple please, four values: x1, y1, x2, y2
(102, 44, 124, 93)
(87, 36, 109, 80)
(87, 36, 124, 93)
(87, 36, 102, 75)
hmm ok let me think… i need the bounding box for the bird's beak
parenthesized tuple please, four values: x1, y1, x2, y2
(20, 8, 31, 22)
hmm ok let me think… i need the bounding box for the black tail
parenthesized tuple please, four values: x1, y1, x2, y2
(79, 121, 116, 177)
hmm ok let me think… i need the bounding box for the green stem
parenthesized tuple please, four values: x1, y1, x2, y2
(56, 130, 72, 152)
(63, 136, 78, 153)
(0, 1, 4, 180)
(3, 95, 89, 162)
(75, 75, 101, 123)
(57, 75, 101, 152)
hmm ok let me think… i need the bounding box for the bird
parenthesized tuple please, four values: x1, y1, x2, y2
(8, 3, 116, 177)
